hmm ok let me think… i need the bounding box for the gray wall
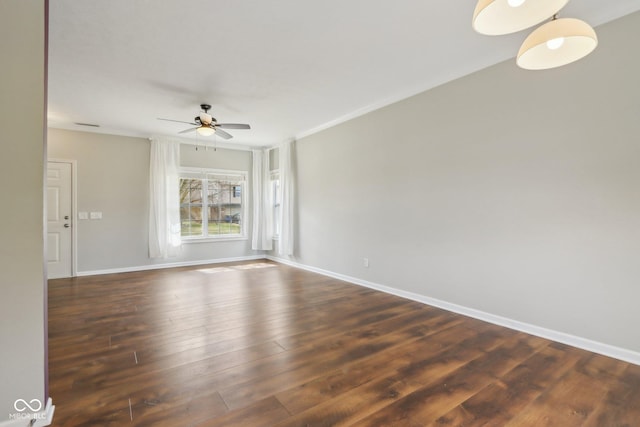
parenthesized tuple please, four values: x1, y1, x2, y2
(0, 0, 47, 419)
(274, 12, 640, 354)
(48, 129, 259, 273)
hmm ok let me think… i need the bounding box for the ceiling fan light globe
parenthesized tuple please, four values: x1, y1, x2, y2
(196, 126, 215, 136)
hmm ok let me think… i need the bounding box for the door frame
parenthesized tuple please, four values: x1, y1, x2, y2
(48, 158, 78, 277)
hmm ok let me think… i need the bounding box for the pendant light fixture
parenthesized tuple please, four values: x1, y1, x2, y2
(472, 0, 569, 35)
(472, 0, 598, 70)
(517, 16, 598, 70)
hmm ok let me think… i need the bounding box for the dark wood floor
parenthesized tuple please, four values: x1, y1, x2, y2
(48, 260, 640, 426)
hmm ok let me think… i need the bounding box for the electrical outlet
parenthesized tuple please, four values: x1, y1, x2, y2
(363, 258, 369, 268)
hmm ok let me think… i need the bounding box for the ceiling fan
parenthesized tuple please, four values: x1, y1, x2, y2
(158, 104, 250, 139)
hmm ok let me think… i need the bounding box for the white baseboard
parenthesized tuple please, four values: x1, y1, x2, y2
(0, 398, 54, 427)
(76, 255, 266, 277)
(267, 255, 640, 366)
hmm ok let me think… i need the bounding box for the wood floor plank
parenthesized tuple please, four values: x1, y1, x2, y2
(194, 396, 290, 427)
(52, 339, 286, 399)
(219, 309, 458, 410)
(128, 388, 228, 427)
(426, 342, 581, 426)
(348, 332, 546, 426)
(583, 362, 640, 426)
(275, 317, 466, 415)
(272, 326, 524, 426)
(48, 260, 640, 426)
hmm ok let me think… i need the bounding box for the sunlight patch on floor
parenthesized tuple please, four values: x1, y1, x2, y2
(197, 262, 276, 274)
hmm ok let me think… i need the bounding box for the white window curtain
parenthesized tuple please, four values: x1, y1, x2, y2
(251, 149, 273, 250)
(149, 138, 182, 258)
(278, 140, 295, 256)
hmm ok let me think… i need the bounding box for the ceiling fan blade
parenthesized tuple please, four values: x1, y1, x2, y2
(216, 123, 251, 130)
(158, 118, 197, 125)
(178, 127, 198, 134)
(214, 128, 233, 139)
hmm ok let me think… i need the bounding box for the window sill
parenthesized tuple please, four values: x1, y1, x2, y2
(182, 236, 248, 244)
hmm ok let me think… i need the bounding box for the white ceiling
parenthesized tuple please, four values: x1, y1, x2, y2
(48, 0, 640, 148)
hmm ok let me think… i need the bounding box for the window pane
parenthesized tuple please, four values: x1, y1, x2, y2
(179, 173, 245, 239)
(180, 207, 203, 236)
(180, 179, 204, 237)
(232, 185, 241, 199)
(207, 205, 220, 235)
(207, 178, 242, 236)
(207, 180, 221, 234)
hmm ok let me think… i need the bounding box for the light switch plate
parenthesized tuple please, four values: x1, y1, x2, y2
(78, 212, 88, 220)
(90, 212, 102, 220)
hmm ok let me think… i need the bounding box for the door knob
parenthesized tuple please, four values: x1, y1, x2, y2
(64, 224, 70, 228)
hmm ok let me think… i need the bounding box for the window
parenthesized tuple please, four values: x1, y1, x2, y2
(179, 169, 247, 240)
(271, 171, 280, 238)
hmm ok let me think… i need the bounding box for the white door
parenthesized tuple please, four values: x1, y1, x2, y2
(47, 162, 72, 279)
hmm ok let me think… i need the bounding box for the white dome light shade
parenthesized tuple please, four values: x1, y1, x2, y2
(196, 125, 215, 136)
(472, 0, 569, 35)
(517, 18, 598, 70)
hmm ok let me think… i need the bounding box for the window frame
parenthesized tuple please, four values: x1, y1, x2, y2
(179, 167, 249, 243)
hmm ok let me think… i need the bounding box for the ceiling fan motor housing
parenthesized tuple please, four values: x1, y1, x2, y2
(197, 113, 215, 125)
(197, 104, 214, 125)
